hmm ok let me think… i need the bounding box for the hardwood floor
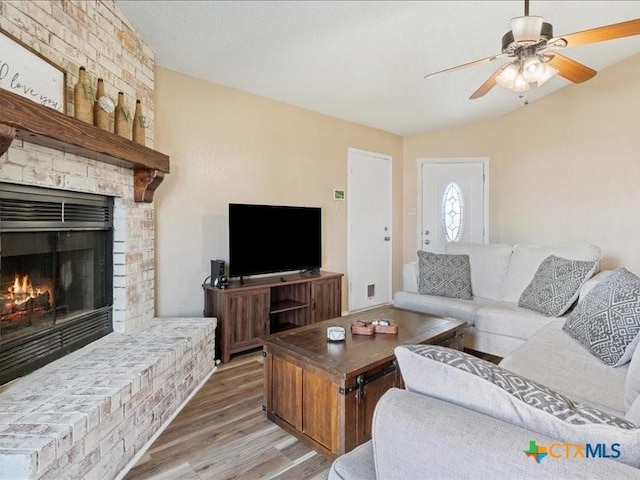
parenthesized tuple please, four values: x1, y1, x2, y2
(124, 351, 332, 480)
(124, 347, 500, 480)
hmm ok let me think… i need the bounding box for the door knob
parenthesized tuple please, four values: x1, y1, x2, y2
(424, 239, 431, 245)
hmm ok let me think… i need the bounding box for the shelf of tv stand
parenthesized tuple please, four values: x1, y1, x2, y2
(272, 322, 298, 333)
(270, 299, 309, 314)
(204, 271, 342, 362)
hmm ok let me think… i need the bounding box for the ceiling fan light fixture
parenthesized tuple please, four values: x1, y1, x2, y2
(537, 64, 558, 86)
(521, 56, 547, 82)
(511, 15, 543, 44)
(513, 74, 530, 92)
(496, 63, 520, 88)
(496, 62, 531, 92)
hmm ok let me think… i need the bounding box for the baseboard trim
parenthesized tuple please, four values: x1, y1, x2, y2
(114, 365, 218, 480)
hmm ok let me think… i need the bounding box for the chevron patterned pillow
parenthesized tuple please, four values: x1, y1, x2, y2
(518, 255, 597, 317)
(563, 267, 640, 367)
(417, 251, 472, 299)
(395, 344, 640, 468)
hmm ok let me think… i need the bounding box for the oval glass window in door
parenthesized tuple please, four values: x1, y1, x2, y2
(441, 182, 465, 242)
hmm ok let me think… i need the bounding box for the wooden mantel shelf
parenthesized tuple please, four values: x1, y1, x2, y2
(0, 88, 170, 202)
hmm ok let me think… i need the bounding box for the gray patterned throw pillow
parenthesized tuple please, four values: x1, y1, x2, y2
(395, 344, 640, 468)
(563, 267, 640, 367)
(417, 251, 471, 299)
(518, 255, 597, 317)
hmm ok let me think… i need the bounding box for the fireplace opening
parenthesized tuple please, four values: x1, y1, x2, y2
(0, 184, 113, 385)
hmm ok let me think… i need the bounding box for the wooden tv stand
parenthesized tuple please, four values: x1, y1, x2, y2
(204, 271, 342, 363)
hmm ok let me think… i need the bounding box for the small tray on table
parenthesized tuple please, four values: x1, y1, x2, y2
(351, 319, 398, 336)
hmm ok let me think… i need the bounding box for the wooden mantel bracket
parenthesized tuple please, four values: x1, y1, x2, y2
(134, 168, 165, 203)
(0, 123, 16, 156)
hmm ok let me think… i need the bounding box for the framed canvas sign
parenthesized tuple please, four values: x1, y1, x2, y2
(0, 29, 66, 113)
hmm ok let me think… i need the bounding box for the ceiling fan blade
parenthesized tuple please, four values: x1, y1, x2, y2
(424, 53, 507, 79)
(546, 53, 596, 83)
(559, 18, 640, 48)
(469, 64, 510, 100)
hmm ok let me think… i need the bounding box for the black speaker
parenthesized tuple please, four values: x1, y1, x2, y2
(211, 259, 225, 284)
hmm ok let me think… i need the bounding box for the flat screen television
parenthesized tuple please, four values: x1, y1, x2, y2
(228, 203, 322, 278)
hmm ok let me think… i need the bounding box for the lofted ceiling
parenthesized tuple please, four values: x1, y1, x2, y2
(116, 1, 640, 136)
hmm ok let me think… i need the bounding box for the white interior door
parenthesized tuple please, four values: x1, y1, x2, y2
(419, 159, 487, 253)
(348, 148, 392, 312)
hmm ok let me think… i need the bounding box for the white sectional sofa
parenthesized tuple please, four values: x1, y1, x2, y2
(329, 315, 640, 479)
(330, 247, 640, 479)
(393, 242, 603, 357)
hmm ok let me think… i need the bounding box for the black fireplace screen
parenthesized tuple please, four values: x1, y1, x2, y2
(1, 230, 111, 345)
(0, 184, 113, 384)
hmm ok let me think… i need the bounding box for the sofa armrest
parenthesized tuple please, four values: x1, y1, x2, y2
(372, 389, 639, 480)
(328, 442, 375, 480)
(402, 261, 419, 293)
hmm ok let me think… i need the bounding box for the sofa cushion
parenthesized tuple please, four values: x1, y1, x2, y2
(625, 344, 640, 411)
(373, 389, 640, 480)
(396, 344, 640, 468)
(563, 267, 640, 367)
(402, 261, 419, 293)
(417, 251, 472, 299)
(502, 244, 601, 303)
(444, 242, 512, 301)
(501, 320, 628, 415)
(518, 255, 598, 317)
(473, 303, 556, 340)
(626, 395, 640, 426)
(392, 291, 493, 326)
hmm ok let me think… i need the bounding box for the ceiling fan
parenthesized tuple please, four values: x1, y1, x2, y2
(424, 0, 640, 99)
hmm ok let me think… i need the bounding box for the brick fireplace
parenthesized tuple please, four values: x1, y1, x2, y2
(0, 5, 216, 478)
(0, 140, 154, 335)
(0, 0, 159, 335)
(0, 133, 216, 480)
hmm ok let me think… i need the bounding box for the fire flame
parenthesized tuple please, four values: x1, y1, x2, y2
(7, 274, 52, 307)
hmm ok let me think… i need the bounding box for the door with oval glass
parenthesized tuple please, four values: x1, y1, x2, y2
(418, 159, 487, 254)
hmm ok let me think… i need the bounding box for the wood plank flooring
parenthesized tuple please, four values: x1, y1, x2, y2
(124, 346, 501, 480)
(124, 351, 332, 480)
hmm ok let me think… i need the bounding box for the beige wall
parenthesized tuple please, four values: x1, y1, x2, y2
(154, 68, 403, 316)
(403, 53, 640, 274)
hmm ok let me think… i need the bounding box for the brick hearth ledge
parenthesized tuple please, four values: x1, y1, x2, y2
(0, 318, 217, 480)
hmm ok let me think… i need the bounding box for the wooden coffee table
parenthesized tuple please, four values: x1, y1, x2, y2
(262, 305, 465, 459)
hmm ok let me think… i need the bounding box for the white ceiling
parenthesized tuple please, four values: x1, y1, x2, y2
(116, 1, 640, 136)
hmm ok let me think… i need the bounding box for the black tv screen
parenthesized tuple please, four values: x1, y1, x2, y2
(229, 203, 322, 277)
